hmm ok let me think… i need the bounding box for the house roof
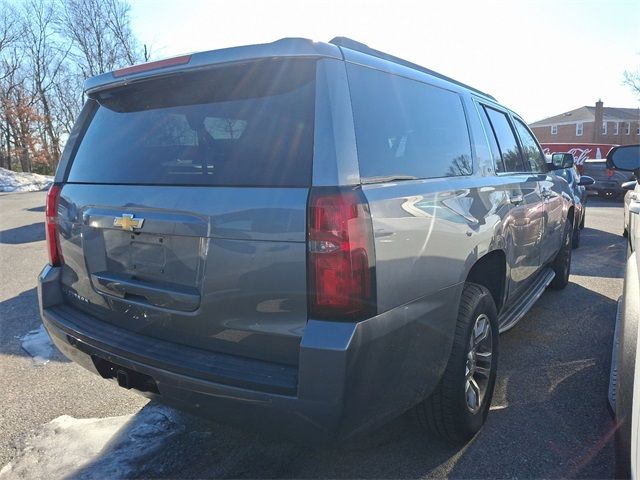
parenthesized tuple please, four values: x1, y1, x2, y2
(530, 106, 640, 127)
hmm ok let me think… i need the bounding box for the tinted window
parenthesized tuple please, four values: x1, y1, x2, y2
(477, 104, 505, 173)
(484, 107, 525, 173)
(347, 64, 472, 181)
(68, 60, 316, 187)
(513, 118, 546, 173)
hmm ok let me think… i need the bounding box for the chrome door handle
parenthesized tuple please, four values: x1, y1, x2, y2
(509, 194, 524, 205)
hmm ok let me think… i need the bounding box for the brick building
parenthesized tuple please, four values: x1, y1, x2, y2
(529, 100, 640, 146)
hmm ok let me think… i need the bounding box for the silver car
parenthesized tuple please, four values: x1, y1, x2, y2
(607, 145, 640, 477)
(38, 37, 574, 444)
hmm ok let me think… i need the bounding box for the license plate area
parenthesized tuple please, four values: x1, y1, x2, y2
(91, 355, 159, 394)
(128, 236, 166, 275)
(81, 207, 207, 289)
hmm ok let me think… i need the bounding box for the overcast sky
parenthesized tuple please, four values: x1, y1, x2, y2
(129, 0, 639, 123)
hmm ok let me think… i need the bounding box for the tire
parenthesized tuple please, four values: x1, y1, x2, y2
(572, 222, 580, 249)
(414, 283, 499, 445)
(580, 211, 585, 229)
(549, 220, 572, 290)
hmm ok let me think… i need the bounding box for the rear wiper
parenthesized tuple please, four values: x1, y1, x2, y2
(361, 175, 418, 185)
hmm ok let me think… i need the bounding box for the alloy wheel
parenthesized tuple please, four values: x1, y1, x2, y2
(465, 314, 493, 413)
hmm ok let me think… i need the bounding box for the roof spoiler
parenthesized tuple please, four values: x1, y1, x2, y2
(83, 38, 341, 95)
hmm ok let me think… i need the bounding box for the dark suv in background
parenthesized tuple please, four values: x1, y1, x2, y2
(581, 158, 633, 199)
(39, 37, 574, 444)
(552, 153, 594, 248)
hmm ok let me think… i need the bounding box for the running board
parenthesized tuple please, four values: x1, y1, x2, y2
(608, 297, 623, 414)
(498, 268, 555, 333)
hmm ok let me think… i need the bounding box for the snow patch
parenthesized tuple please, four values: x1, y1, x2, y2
(0, 168, 53, 193)
(20, 324, 54, 365)
(0, 404, 184, 480)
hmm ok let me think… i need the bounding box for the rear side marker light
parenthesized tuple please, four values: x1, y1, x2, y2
(307, 187, 377, 320)
(113, 54, 192, 78)
(45, 184, 64, 266)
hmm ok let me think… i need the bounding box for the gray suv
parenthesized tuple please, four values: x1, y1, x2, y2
(38, 37, 574, 444)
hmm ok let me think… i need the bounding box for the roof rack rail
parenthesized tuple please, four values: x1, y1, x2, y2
(329, 37, 497, 102)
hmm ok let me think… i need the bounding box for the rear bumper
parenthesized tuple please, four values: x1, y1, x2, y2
(38, 265, 456, 442)
(586, 181, 624, 194)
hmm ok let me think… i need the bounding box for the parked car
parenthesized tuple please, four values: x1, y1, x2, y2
(38, 37, 575, 445)
(624, 180, 638, 238)
(605, 145, 640, 477)
(581, 158, 633, 199)
(553, 155, 595, 248)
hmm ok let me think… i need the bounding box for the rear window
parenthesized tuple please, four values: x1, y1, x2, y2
(68, 59, 317, 187)
(347, 64, 473, 182)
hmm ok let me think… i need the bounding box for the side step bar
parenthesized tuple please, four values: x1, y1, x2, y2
(608, 297, 623, 414)
(498, 268, 555, 333)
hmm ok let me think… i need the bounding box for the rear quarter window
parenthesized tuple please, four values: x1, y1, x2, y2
(67, 59, 316, 187)
(347, 64, 473, 182)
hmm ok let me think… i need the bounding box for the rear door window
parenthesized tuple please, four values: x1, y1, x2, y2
(484, 107, 526, 173)
(347, 64, 473, 182)
(67, 59, 317, 187)
(513, 118, 546, 173)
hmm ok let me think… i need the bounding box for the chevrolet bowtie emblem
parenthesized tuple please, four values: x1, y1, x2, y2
(113, 214, 144, 231)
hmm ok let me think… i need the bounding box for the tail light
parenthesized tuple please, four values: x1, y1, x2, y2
(307, 187, 376, 320)
(45, 185, 64, 266)
(607, 168, 614, 177)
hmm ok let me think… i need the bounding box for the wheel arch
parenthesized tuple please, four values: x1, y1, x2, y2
(567, 205, 575, 227)
(465, 249, 507, 313)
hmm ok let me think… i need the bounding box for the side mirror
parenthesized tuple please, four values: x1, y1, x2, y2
(622, 180, 637, 191)
(578, 176, 595, 186)
(551, 153, 574, 169)
(606, 145, 640, 172)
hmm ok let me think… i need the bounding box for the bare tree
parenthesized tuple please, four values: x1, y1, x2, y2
(0, 1, 21, 69)
(59, 0, 145, 78)
(623, 69, 640, 100)
(0, 0, 145, 173)
(0, 0, 22, 169)
(103, 0, 149, 63)
(21, 0, 69, 168)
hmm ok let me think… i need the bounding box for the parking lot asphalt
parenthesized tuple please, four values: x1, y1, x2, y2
(0, 191, 626, 478)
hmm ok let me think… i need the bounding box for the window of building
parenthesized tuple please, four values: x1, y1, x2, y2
(484, 107, 526, 173)
(513, 118, 546, 173)
(602, 122, 607, 135)
(637, 127, 640, 135)
(551, 125, 558, 135)
(613, 122, 619, 135)
(576, 123, 583, 136)
(347, 63, 473, 181)
(626, 122, 631, 135)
